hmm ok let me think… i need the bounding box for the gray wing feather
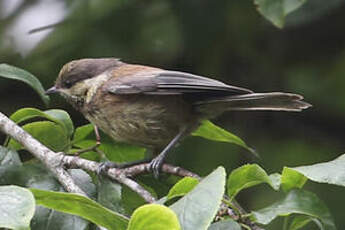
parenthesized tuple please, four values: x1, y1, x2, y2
(106, 70, 252, 96)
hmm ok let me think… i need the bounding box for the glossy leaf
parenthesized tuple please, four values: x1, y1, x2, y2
(9, 121, 69, 152)
(73, 124, 146, 162)
(0, 146, 22, 178)
(33, 205, 90, 230)
(252, 189, 336, 230)
(289, 153, 345, 187)
(254, 0, 308, 28)
(167, 177, 199, 200)
(281, 167, 307, 192)
(0, 64, 49, 105)
(207, 219, 241, 230)
(44, 109, 74, 138)
(0, 185, 35, 230)
(97, 177, 124, 213)
(10, 108, 74, 139)
(227, 164, 279, 199)
(127, 204, 180, 230)
(192, 120, 255, 155)
(30, 188, 129, 230)
(170, 167, 226, 230)
(289, 215, 322, 230)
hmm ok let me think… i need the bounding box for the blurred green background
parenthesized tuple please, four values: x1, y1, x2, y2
(1, 0, 344, 229)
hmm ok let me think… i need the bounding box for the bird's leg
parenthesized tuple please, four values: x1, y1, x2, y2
(149, 127, 188, 179)
(73, 125, 102, 156)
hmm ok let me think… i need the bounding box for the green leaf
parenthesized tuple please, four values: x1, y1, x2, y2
(30, 188, 129, 230)
(251, 189, 336, 230)
(289, 215, 322, 230)
(33, 206, 90, 230)
(288, 154, 345, 187)
(207, 219, 241, 230)
(167, 177, 199, 200)
(281, 167, 308, 192)
(122, 181, 158, 215)
(227, 164, 279, 200)
(0, 185, 35, 230)
(269, 173, 282, 191)
(44, 109, 74, 138)
(127, 204, 180, 230)
(10, 108, 74, 139)
(170, 167, 226, 230)
(9, 121, 69, 152)
(0, 64, 49, 106)
(97, 178, 124, 213)
(72, 124, 94, 143)
(73, 124, 146, 162)
(192, 120, 255, 155)
(254, 0, 308, 28)
(0, 146, 22, 178)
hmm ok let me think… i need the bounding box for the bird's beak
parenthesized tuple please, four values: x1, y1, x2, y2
(45, 86, 58, 95)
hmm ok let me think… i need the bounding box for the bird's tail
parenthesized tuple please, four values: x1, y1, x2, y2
(195, 92, 312, 116)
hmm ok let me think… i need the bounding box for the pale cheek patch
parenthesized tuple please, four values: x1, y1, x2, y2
(83, 73, 111, 104)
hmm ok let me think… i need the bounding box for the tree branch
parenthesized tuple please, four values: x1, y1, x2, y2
(0, 112, 86, 196)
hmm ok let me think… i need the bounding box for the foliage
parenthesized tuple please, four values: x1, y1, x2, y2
(1, 1, 345, 229)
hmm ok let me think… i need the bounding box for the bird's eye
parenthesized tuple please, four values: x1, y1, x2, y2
(64, 80, 73, 88)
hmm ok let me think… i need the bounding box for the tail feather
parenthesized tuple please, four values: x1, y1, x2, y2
(195, 92, 312, 116)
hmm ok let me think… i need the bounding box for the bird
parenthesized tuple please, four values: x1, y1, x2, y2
(46, 58, 311, 178)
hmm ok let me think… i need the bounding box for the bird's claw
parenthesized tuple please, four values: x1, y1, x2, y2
(149, 156, 164, 179)
(97, 162, 119, 175)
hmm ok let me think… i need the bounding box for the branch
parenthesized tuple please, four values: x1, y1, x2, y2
(0, 112, 86, 196)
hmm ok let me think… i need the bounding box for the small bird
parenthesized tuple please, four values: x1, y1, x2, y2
(46, 58, 311, 177)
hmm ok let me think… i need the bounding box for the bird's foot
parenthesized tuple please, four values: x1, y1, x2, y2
(149, 155, 165, 179)
(97, 161, 121, 175)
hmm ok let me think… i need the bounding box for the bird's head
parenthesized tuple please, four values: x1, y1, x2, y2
(46, 58, 123, 107)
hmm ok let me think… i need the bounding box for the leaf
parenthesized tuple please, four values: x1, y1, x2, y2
(254, 0, 308, 28)
(10, 108, 74, 139)
(9, 121, 69, 152)
(0, 64, 49, 106)
(0, 185, 35, 230)
(167, 177, 199, 200)
(97, 177, 124, 213)
(192, 120, 256, 155)
(33, 206, 90, 230)
(72, 124, 94, 143)
(170, 167, 226, 230)
(122, 181, 157, 215)
(251, 189, 336, 230)
(73, 124, 146, 162)
(207, 219, 241, 230)
(44, 109, 74, 138)
(0, 146, 22, 178)
(30, 188, 129, 230)
(288, 154, 345, 187)
(289, 215, 322, 230)
(127, 204, 180, 230)
(268, 173, 281, 191)
(281, 167, 307, 192)
(227, 164, 279, 200)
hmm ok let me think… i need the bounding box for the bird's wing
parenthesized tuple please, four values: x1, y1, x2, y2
(105, 70, 252, 97)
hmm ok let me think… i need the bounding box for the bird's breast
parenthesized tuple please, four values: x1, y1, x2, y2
(83, 92, 198, 150)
